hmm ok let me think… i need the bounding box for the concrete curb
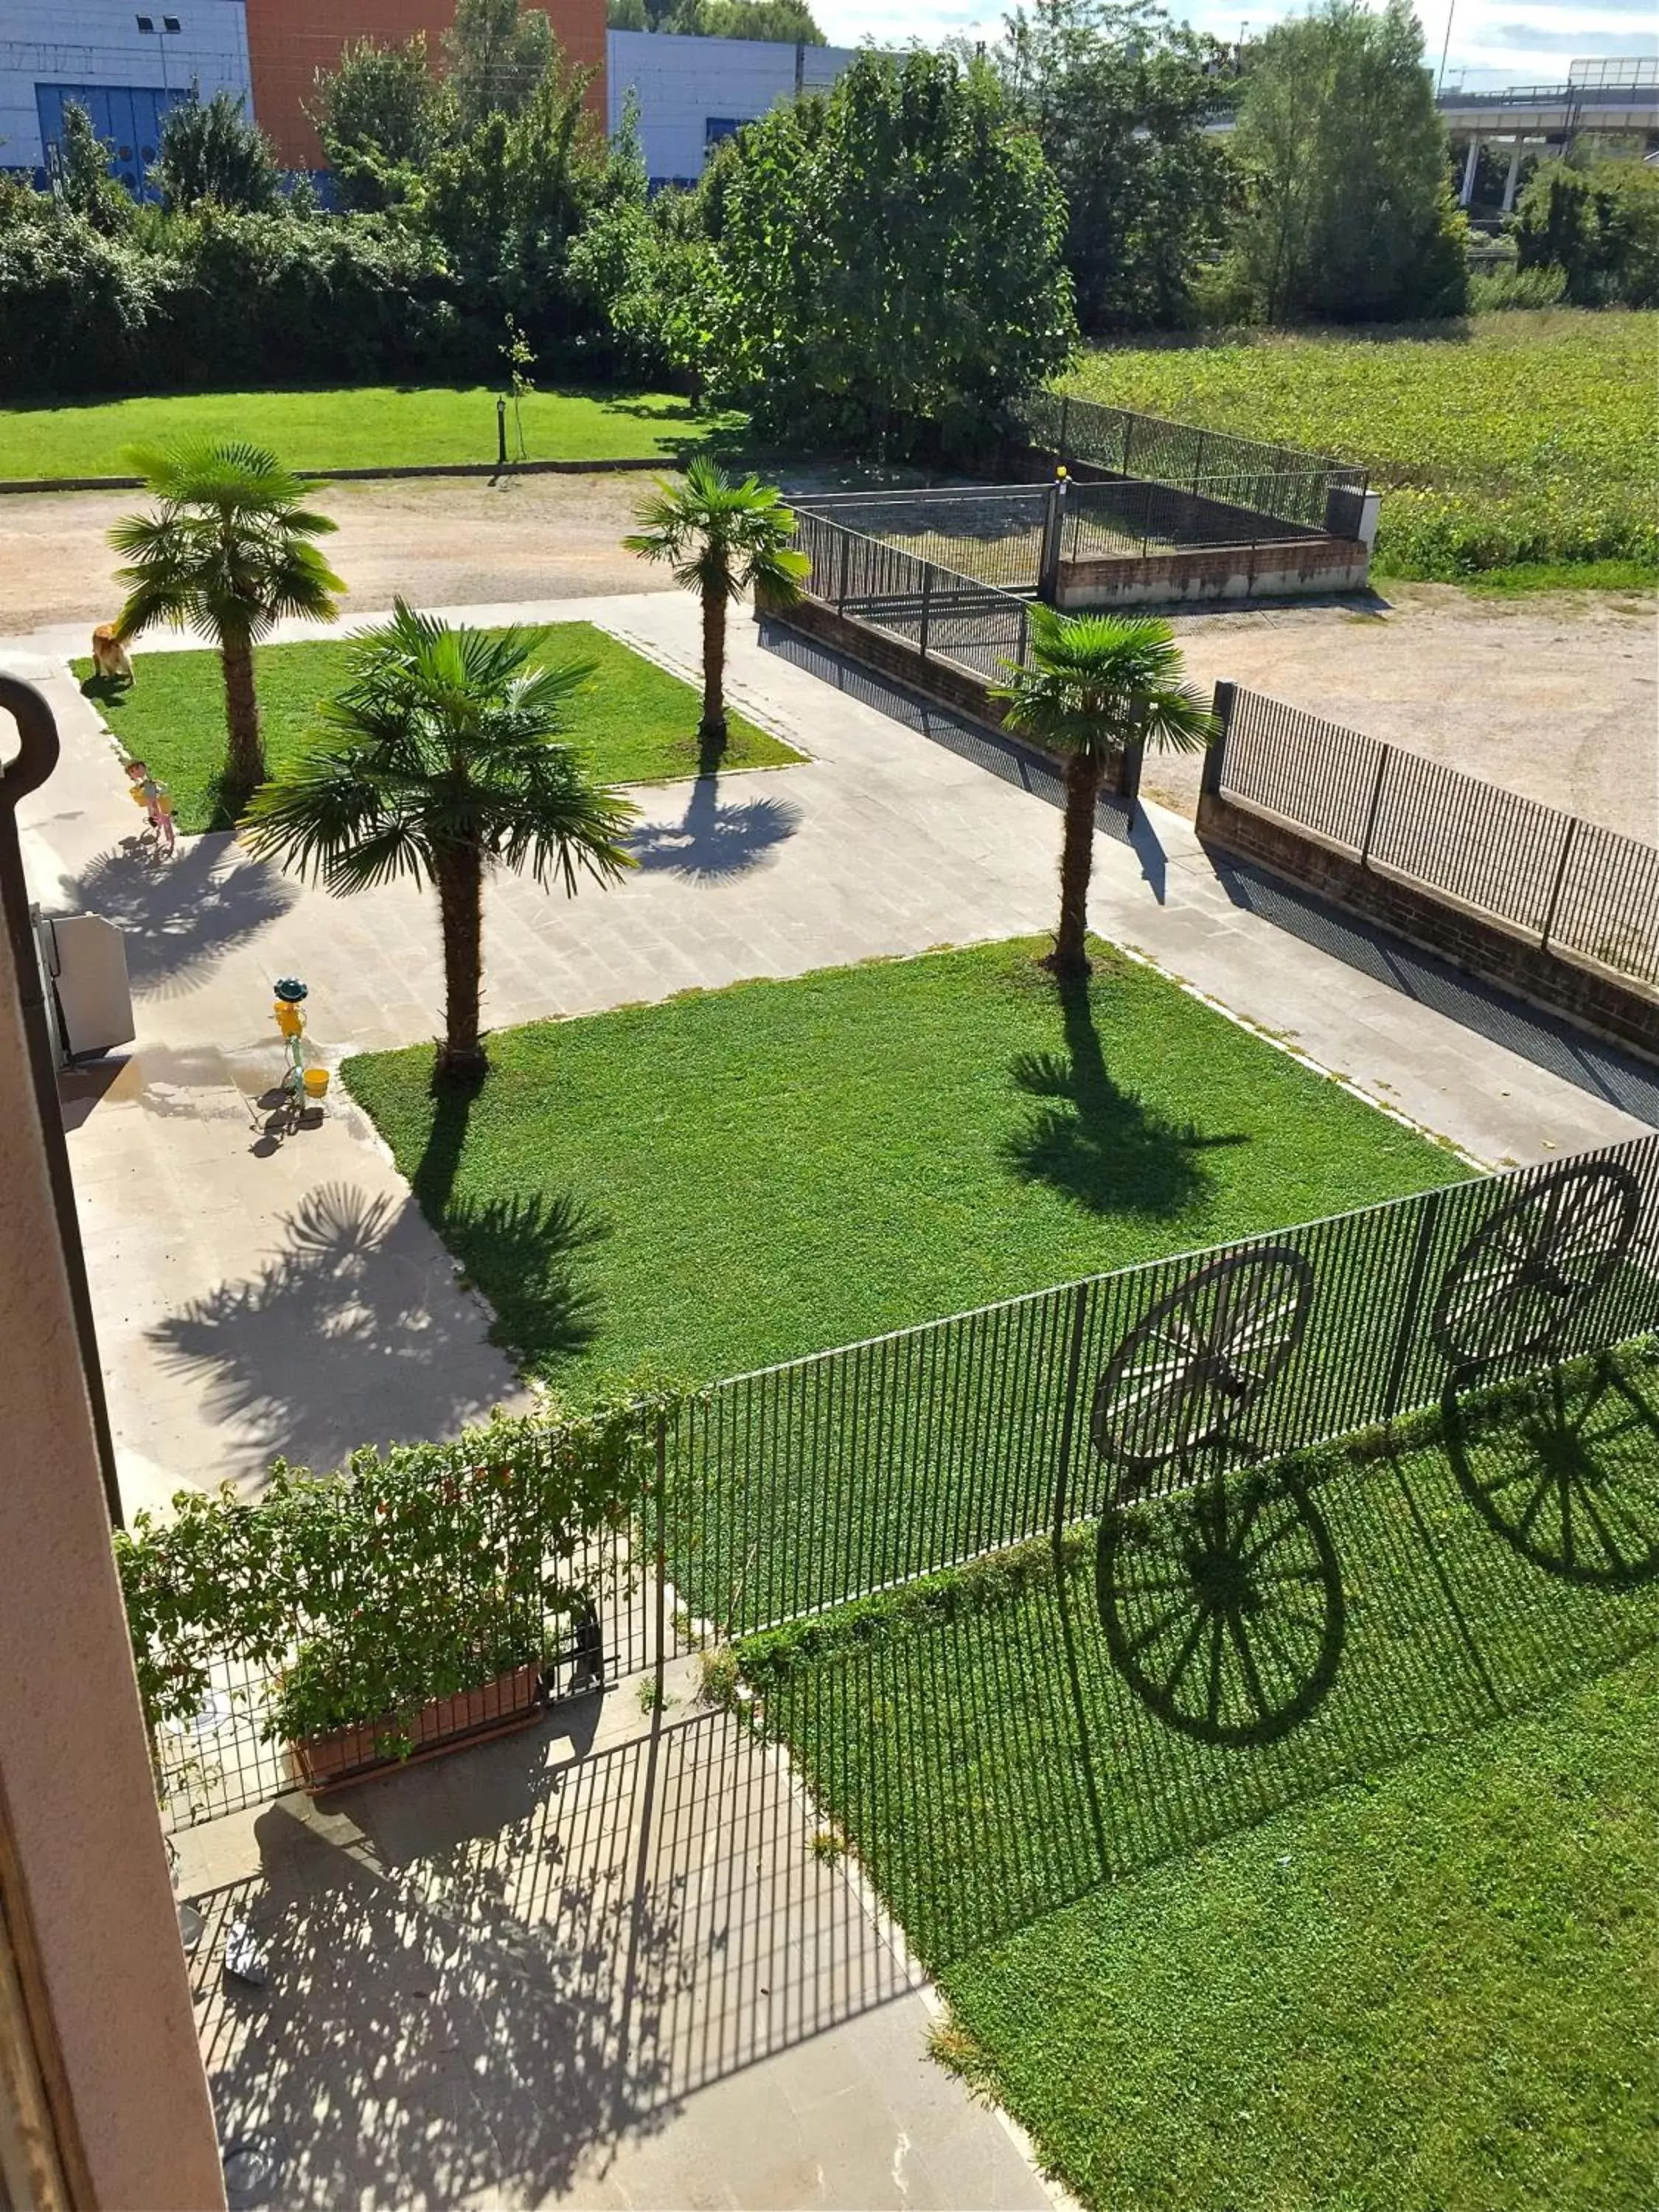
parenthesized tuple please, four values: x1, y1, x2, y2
(0, 455, 676, 496)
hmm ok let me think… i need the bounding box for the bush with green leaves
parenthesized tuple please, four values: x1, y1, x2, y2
(692, 47, 1077, 448)
(152, 89, 283, 215)
(1514, 151, 1659, 308)
(114, 1404, 661, 1756)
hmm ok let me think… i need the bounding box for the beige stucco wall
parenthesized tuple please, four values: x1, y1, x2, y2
(0, 879, 225, 2207)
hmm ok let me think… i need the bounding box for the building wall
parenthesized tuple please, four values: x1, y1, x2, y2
(606, 27, 862, 186)
(0, 0, 250, 179)
(244, 0, 607, 172)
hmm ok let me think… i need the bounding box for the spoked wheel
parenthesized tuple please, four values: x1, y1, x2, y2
(1096, 1449, 1343, 1745)
(1445, 1356, 1659, 1587)
(1091, 1248, 1314, 1478)
(1432, 1162, 1641, 1369)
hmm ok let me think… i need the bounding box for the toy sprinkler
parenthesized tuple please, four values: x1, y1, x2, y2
(272, 978, 330, 1120)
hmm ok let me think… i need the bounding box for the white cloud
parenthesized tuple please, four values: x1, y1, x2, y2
(812, 0, 1658, 86)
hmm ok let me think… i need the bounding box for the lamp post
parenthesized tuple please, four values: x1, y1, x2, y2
(1435, 0, 1455, 95)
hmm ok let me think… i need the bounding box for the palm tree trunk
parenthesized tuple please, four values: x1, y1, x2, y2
(434, 844, 487, 1082)
(1048, 750, 1103, 980)
(220, 631, 266, 799)
(699, 579, 728, 754)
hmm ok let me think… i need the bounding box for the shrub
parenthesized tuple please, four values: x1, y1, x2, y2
(1467, 264, 1567, 313)
(1514, 153, 1659, 309)
(114, 1401, 661, 1756)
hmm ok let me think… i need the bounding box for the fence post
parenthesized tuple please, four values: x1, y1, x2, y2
(653, 1408, 669, 1675)
(1121, 414, 1134, 477)
(1382, 1186, 1447, 1421)
(1038, 475, 1068, 605)
(1358, 745, 1392, 868)
(1191, 430, 1206, 495)
(837, 528, 849, 614)
(1058, 394, 1071, 469)
(1203, 681, 1235, 801)
(1540, 815, 1579, 952)
(1017, 599, 1029, 669)
(1141, 479, 1154, 558)
(1049, 1281, 1093, 1558)
(918, 564, 932, 660)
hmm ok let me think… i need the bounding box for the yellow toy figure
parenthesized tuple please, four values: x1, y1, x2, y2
(272, 978, 330, 1116)
(124, 757, 176, 857)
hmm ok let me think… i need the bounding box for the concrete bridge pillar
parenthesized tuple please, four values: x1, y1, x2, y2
(1458, 133, 1481, 206)
(1501, 138, 1525, 212)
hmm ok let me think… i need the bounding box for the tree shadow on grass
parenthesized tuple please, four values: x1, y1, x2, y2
(1002, 975, 1245, 1217)
(411, 1076, 610, 1369)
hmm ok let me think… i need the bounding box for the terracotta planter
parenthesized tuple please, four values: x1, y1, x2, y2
(286, 1662, 543, 1794)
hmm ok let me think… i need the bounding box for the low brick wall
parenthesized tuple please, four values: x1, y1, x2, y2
(1197, 787, 1659, 1063)
(1062, 537, 1369, 609)
(763, 592, 1135, 796)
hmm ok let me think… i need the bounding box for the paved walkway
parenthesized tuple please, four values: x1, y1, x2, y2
(9, 589, 1652, 1509)
(171, 1653, 1054, 2212)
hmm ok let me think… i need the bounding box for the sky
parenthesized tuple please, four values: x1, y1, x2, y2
(808, 0, 1659, 89)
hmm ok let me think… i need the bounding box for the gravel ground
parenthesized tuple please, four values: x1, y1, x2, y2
(1, 475, 1652, 836)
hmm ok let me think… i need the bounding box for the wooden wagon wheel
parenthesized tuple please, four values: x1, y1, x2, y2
(1095, 1455, 1343, 1745)
(1446, 1357, 1659, 1587)
(1090, 1247, 1314, 1476)
(1431, 1162, 1641, 1369)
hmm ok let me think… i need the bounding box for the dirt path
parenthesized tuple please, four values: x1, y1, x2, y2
(2, 476, 1652, 835)
(0, 472, 672, 635)
(1151, 582, 1658, 840)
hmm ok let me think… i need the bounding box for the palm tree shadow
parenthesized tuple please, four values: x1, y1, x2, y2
(411, 1081, 609, 1366)
(628, 775, 800, 883)
(69, 836, 297, 995)
(1003, 976, 1245, 1217)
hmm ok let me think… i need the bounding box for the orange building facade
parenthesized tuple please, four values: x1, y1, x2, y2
(243, 0, 608, 172)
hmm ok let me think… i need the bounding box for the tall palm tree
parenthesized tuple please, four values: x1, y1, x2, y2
(240, 603, 638, 1082)
(996, 608, 1214, 981)
(624, 457, 810, 760)
(110, 440, 345, 801)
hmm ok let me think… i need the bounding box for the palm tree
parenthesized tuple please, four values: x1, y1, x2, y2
(996, 608, 1214, 981)
(240, 603, 638, 1082)
(110, 441, 345, 802)
(623, 457, 810, 761)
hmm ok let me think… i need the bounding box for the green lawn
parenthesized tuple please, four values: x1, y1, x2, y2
(342, 937, 1464, 1401)
(1062, 308, 1659, 585)
(1, 384, 747, 480)
(76, 624, 801, 832)
(742, 1346, 1659, 2211)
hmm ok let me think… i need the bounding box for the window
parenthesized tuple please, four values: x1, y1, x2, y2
(705, 116, 740, 147)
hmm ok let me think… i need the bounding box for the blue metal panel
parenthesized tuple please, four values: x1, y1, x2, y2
(34, 83, 189, 202)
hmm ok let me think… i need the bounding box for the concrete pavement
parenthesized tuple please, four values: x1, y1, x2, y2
(9, 588, 1652, 1506)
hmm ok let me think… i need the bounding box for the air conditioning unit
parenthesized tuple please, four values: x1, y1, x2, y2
(32, 908, 136, 1065)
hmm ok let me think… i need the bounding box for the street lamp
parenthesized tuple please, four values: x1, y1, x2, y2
(1435, 0, 1455, 96)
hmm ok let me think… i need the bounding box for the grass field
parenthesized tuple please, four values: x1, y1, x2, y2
(1062, 309, 1659, 585)
(76, 624, 801, 832)
(0, 384, 745, 480)
(742, 1346, 1659, 2211)
(342, 937, 1464, 1399)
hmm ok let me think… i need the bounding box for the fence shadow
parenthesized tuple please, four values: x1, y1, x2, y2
(1209, 854, 1659, 1128)
(755, 1369, 1659, 1970)
(756, 619, 1135, 846)
(185, 1702, 915, 2209)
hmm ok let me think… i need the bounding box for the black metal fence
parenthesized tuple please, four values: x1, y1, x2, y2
(1214, 686, 1659, 990)
(792, 505, 1035, 681)
(793, 486, 1048, 595)
(1013, 390, 1369, 537)
(664, 1135, 1659, 1640)
(1062, 476, 1329, 563)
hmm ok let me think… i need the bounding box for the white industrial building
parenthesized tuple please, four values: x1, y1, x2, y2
(606, 27, 864, 188)
(0, 0, 250, 193)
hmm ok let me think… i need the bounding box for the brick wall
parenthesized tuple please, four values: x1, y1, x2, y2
(1197, 787, 1659, 1063)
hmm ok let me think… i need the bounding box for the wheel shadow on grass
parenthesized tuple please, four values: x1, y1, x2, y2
(1002, 975, 1245, 1217)
(752, 1354, 1659, 1969)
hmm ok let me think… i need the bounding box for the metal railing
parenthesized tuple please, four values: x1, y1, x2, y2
(1062, 476, 1330, 563)
(1012, 391, 1368, 536)
(1213, 686, 1659, 990)
(792, 506, 1034, 682)
(793, 487, 1047, 596)
(664, 1135, 1659, 1640)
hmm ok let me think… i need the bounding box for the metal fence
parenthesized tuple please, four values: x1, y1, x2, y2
(793, 487, 1048, 596)
(1214, 686, 1659, 989)
(792, 506, 1034, 682)
(1013, 390, 1369, 536)
(664, 1135, 1659, 1640)
(1062, 476, 1329, 563)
